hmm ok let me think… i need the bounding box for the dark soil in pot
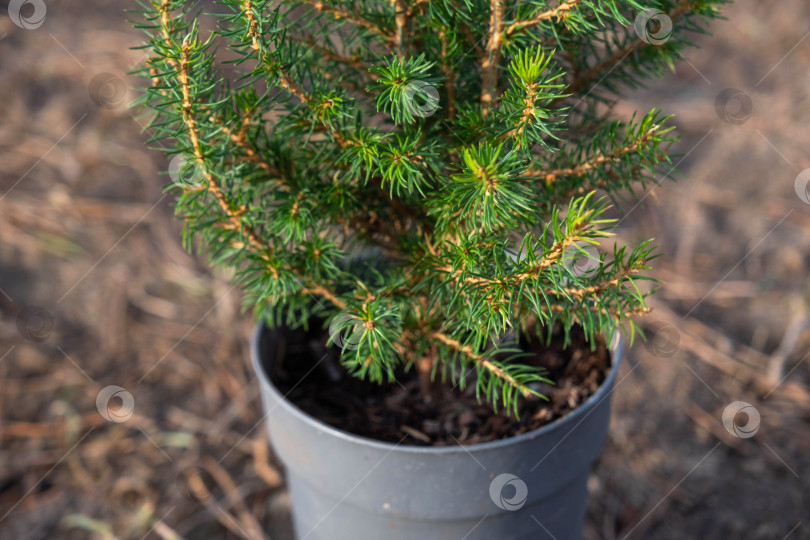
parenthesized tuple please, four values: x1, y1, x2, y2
(267, 322, 612, 446)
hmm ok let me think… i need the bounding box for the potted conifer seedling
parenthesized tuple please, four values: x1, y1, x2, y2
(133, 0, 724, 538)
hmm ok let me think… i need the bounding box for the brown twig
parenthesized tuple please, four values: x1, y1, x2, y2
(290, 35, 372, 75)
(177, 41, 267, 258)
(203, 457, 271, 540)
(219, 117, 278, 176)
(405, 0, 430, 17)
(504, 0, 582, 37)
(243, 0, 260, 50)
(301, 0, 393, 40)
(435, 223, 584, 295)
(240, 4, 313, 104)
(252, 433, 283, 488)
(393, 0, 407, 58)
(525, 126, 660, 184)
(440, 28, 456, 120)
(300, 284, 347, 310)
(503, 82, 539, 146)
(432, 332, 533, 397)
(480, 0, 505, 115)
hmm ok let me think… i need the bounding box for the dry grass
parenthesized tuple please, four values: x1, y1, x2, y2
(0, 1, 808, 539)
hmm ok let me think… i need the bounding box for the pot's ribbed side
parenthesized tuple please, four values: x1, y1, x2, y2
(252, 324, 622, 540)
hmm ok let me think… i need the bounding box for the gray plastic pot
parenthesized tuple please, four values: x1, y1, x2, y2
(251, 324, 622, 540)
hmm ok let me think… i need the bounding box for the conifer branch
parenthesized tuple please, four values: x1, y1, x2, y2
(262, 75, 426, 230)
(157, 2, 354, 308)
(238, 3, 313, 103)
(480, 0, 505, 115)
(134, 0, 725, 414)
(504, 82, 539, 147)
(436, 242, 647, 315)
(243, 0, 260, 49)
(562, 266, 643, 299)
(155, 3, 280, 247)
(238, 2, 420, 245)
(278, 73, 312, 105)
(528, 125, 660, 184)
(405, 0, 430, 17)
(504, 0, 582, 37)
(291, 36, 373, 76)
(300, 1, 393, 40)
(178, 39, 266, 257)
(158, 1, 179, 70)
(439, 28, 456, 120)
(436, 231, 578, 291)
(567, 0, 693, 95)
(432, 332, 533, 398)
(220, 116, 279, 177)
(301, 285, 347, 309)
(393, 0, 407, 58)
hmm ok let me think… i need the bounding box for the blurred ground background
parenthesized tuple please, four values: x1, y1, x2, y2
(1, 0, 809, 539)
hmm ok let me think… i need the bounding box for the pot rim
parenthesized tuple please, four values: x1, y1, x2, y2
(251, 323, 623, 455)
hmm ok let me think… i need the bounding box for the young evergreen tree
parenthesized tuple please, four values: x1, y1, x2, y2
(132, 0, 726, 415)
